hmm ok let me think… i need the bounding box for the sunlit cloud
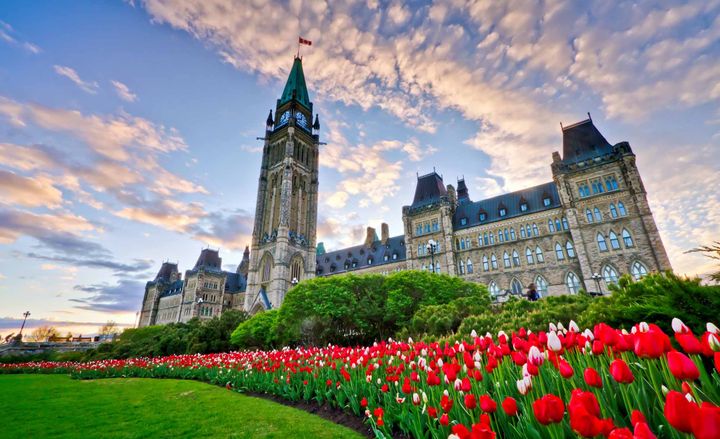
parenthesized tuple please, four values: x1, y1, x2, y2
(53, 65, 99, 94)
(110, 80, 138, 102)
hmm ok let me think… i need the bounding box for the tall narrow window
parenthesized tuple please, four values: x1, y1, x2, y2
(548, 219, 555, 233)
(597, 233, 608, 252)
(535, 276, 548, 296)
(510, 228, 516, 240)
(466, 259, 474, 274)
(610, 203, 618, 218)
(489, 233, 495, 245)
(618, 202, 627, 216)
(482, 255, 489, 272)
(622, 229, 634, 247)
(630, 261, 648, 280)
(458, 260, 465, 274)
(526, 224, 532, 237)
(489, 282, 500, 297)
(499, 232, 504, 243)
(435, 262, 441, 273)
(491, 254, 498, 270)
(484, 233, 489, 246)
(504, 229, 509, 241)
(512, 250, 520, 267)
(536, 246, 544, 263)
(562, 217, 569, 230)
(532, 223, 539, 236)
(555, 219, 562, 231)
(526, 247, 534, 264)
(566, 272, 581, 294)
(511, 278, 523, 295)
(566, 241, 576, 258)
(609, 231, 620, 250)
(602, 265, 619, 285)
(520, 227, 526, 239)
(586, 209, 594, 223)
(503, 251, 511, 268)
(432, 218, 439, 231)
(555, 243, 565, 260)
(594, 207, 602, 222)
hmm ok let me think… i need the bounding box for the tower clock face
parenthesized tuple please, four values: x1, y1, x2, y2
(279, 110, 291, 126)
(296, 112, 308, 128)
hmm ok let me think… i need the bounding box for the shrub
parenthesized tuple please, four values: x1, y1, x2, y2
(230, 309, 279, 349)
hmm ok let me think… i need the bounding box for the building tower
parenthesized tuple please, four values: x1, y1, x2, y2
(244, 57, 320, 313)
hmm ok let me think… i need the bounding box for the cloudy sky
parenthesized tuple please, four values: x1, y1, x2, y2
(1, 0, 718, 335)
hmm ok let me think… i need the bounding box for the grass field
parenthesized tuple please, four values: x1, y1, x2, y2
(0, 375, 364, 439)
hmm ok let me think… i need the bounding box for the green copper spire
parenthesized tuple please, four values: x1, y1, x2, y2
(279, 57, 311, 109)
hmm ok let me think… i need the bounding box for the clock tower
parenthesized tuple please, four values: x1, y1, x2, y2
(244, 57, 321, 313)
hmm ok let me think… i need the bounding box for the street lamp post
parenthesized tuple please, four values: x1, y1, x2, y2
(18, 311, 30, 342)
(291, 277, 299, 287)
(196, 297, 204, 318)
(426, 239, 437, 273)
(591, 273, 603, 296)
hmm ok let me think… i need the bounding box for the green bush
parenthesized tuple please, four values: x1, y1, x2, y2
(234, 270, 492, 349)
(230, 309, 279, 349)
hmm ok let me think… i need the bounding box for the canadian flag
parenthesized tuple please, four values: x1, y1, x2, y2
(298, 37, 312, 46)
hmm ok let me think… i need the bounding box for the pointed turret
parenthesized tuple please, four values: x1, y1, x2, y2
(266, 110, 274, 130)
(313, 114, 320, 130)
(278, 57, 311, 110)
(237, 246, 250, 279)
(457, 177, 470, 203)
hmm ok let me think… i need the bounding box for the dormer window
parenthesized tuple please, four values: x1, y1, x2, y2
(479, 212, 487, 221)
(499, 207, 507, 217)
(543, 196, 551, 207)
(392, 253, 398, 260)
(367, 257, 373, 265)
(383, 255, 389, 261)
(460, 217, 467, 226)
(520, 202, 528, 212)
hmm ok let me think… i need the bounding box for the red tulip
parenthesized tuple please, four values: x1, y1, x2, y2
(373, 407, 384, 426)
(691, 402, 720, 439)
(675, 332, 704, 355)
(428, 406, 438, 418)
(381, 383, 389, 393)
(634, 421, 657, 439)
(609, 359, 634, 384)
(584, 367, 602, 388)
(360, 397, 368, 408)
(439, 413, 450, 426)
(558, 359, 574, 378)
(441, 394, 454, 412)
(715, 352, 720, 373)
(569, 389, 603, 437)
(340, 367, 351, 381)
(667, 351, 700, 381)
(464, 393, 477, 410)
(479, 394, 497, 413)
(664, 390, 696, 433)
(461, 376, 472, 392)
(630, 409, 646, 427)
(502, 397, 518, 416)
(592, 339, 606, 355)
(452, 424, 471, 439)
(532, 394, 565, 425)
(608, 428, 633, 438)
(470, 421, 496, 439)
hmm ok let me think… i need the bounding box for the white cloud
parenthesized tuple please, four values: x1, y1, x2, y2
(53, 65, 99, 94)
(0, 20, 41, 54)
(325, 191, 349, 209)
(0, 170, 63, 209)
(110, 80, 138, 102)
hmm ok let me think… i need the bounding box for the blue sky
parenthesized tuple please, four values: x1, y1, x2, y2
(1, 0, 718, 335)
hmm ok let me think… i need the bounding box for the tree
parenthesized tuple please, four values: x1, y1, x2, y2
(28, 326, 58, 342)
(686, 241, 720, 282)
(99, 321, 120, 337)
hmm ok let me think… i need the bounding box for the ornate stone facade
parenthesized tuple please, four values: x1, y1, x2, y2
(140, 60, 672, 326)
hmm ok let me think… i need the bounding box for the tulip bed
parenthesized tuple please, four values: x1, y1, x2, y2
(3, 319, 720, 439)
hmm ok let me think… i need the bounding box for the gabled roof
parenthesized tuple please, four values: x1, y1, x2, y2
(453, 182, 561, 229)
(315, 235, 406, 276)
(155, 262, 178, 282)
(457, 178, 470, 203)
(411, 171, 447, 209)
(278, 57, 311, 110)
(561, 118, 613, 164)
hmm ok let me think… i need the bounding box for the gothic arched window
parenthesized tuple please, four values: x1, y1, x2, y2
(535, 275, 548, 296)
(548, 219, 555, 233)
(622, 229, 634, 247)
(510, 228, 516, 240)
(566, 241, 576, 258)
(526, 247, 534, 264)
(594, 207, 602, 222)
(261, 254, 273, 283)
(610, 203, 618, 218)
(511, 278, 523, 295)
(491, 254, 498, 270)
(602, 265, 619, 286)
(482, 255, 489, 272)
(532, 223, 539, 236)
(631, 261, 648, 280)
(535, 246, 544, 263)
(618, 202, 627, 216)
(609, 231, 620, 249)
(597, 233, 608, 252)
(555, 243, 565, 260)
(503, 251, 511, 268)
(488, 281, 500, 297)
(458, 260, 465, 274)
(512, 250, 520, 267)
(566, 272, 581, 294)
(586, 209, 594, 223)
(466, 259, 473, 274)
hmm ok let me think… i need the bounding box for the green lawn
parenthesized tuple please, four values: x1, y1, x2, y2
(0, 375, 365, 439)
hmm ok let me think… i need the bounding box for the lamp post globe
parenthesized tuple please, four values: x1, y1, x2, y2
(591, 273, 603, 295)
(426, 239, 436, 273)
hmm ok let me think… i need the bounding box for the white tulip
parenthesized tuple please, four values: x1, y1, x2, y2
(470, 329, 478, 338)
(671, 318, 687, 333)
(707, 322, 719, 334)
(547, 331, 562, 352)
(549, 322, 557, 332)
(569, 320, 580, 332)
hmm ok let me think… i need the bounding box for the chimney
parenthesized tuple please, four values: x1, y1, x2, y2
(381, 223, 389, 244)
(364, 226, 377, 247)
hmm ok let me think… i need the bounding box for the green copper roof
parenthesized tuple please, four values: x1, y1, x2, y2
(279, 57, 311, 109)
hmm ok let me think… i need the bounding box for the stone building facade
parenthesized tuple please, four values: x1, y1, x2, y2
(140, 58, 672, 326)
(316, 118, 671, 299)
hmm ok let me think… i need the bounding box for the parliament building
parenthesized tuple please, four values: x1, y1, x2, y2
(139, 57, 671, 327)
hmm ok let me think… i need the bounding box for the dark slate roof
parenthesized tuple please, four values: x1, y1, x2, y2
(155, 262, 178, 282)
(279, 57, 311, 110)
(453, 182, 561, 230)
(561, 118, 613, 164)
(159, 279, 184, 298)
(411, 172, 447, 209)
(194, 249, 222, 270)
(224, 272, 247, 294)
(315, 235, 406, 276)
